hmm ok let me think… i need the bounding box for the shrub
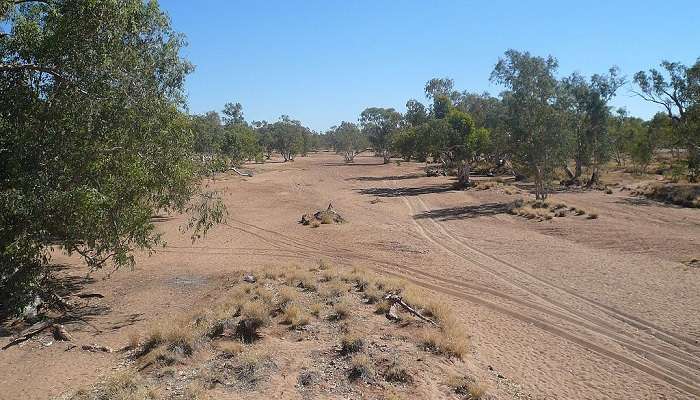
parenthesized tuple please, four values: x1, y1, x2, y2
(447, 375, 488, 399)
(236, 300, 270, 342)
(329, 298, 352, 320)
(68, 370, 157, 400)
(309, 302, 324, 317)
(348, 354, 374, 381)
(385, 358, 412, 383)
(281, 303, 310, 328)
(340, 332, 365, 355)
(216, 341, 244, 358)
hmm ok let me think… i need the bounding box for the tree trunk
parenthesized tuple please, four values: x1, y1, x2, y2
(456, 162, 471, 187)
(534, 167, 547, 200)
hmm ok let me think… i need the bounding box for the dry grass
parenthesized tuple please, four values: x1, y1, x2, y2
(285, 269, 317, 291)
(340, 332, 365, 355)
(126, 332, 140, 350)
(420, 317, 470, 359)
(422, 301, 451, 323)
(447, 375, 489, 399)
(320, 213, 334, 224)
(375, 300, 392, 315)
(68, 370, 157, 400)
(329, 297, 352, 320)
(319, 280, 348, 299)
(182, 382, 211, 400)
(384, 357, 412, 383)
(216, 341, 244, 358)
(277, 286, 300, 307)
(309, 302, 324, 317)
(348, 353, 374, 381)
(281, 303, 310, 328)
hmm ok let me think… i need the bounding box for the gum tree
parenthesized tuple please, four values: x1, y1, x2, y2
(634, 59, 700, 180)
(490, 50, 569, 199)
(0, 0, 225, 315)
(359, 107, 402, 164)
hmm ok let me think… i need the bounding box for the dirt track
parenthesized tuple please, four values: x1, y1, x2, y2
(2, 152, 699, 399)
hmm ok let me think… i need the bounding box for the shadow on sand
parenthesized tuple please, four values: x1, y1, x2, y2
(357, 183, 457, 197)
(0, 264, 141, 347)
(413, 202, 514, 221)
(347, 174, 425, 182)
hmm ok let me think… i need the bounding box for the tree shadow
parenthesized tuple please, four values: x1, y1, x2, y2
(0, 265, 112, 344)
(357, 184, 457, 197)
(614, 196, 677, 208)
(322, 162, 387, 167)
(348, 174, 425, 182)
(413, 202, 514, 221)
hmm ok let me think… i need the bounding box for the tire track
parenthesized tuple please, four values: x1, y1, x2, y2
(413, 195, 699, 352)
(214, 215, 700, 396)
(403, 196, 700, 382)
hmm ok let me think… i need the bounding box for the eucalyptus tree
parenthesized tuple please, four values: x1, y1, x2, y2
(359, 107, 402, 164)
(329, 122, 367, 163)
(270, 115, 309, 162)
(455, 92, 509, 163)
(490, 50, 569, 199)
(405, 99, 429, 126)
(634, 59, 700, 180)
(560, 67, 625, 185)
(0, 0, 225, 314)
(222, 102, 245, 127)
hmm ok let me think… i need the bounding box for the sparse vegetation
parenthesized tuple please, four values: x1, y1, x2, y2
(340, 332, 365, 355)
(447, 375, 489, 399)
(348, 353, 375, 381)
(67, 371, 157, 400)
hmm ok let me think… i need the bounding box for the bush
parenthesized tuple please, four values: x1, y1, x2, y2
(340, 333, 365, 355)
(281, 303, 309, 328)
(348, 354, 374, 381)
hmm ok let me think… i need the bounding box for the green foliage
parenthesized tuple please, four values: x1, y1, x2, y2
(0, 0, 224, 315)
(490, 49, 569, 199)
(634, 58, 700, 179)
(359, 107, 402, 164)
(560, 67, 625, 182)
(391, 128, 417, 161)
(328, 122, 367, 163)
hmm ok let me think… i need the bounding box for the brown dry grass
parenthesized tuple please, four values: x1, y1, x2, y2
(281, 303, 310, 328)
(348, 353, 374, 381)
(340, 332, 365, 355)
(67, 370, 157, 400)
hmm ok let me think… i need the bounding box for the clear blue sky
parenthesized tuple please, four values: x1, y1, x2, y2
(160, 0, 700, 132)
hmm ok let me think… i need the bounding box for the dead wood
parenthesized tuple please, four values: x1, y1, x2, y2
(1, 320, 53, 350)
(52, 324, 73, 341)
(384, 294, 438, 326)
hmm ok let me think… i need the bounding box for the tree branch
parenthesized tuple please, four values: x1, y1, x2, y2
(0, 63, 89, 94)
(0, 63, 67, 80)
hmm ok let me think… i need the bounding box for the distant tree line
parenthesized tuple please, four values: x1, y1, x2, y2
(190, 104, 322, 169)
(335, 50, 700, 199)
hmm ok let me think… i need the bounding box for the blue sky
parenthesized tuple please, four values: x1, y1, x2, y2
(160, 0, 700, 132)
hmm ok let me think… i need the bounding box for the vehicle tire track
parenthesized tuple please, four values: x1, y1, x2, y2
(413, 195, 699, 352)
(218, 213, 700, 396)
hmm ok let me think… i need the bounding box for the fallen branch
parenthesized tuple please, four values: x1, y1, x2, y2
(231, 167, 252, 177)
(1, 320, 53, 350)
(82, 343, 113, 353)
(384, 294, 438, 326)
